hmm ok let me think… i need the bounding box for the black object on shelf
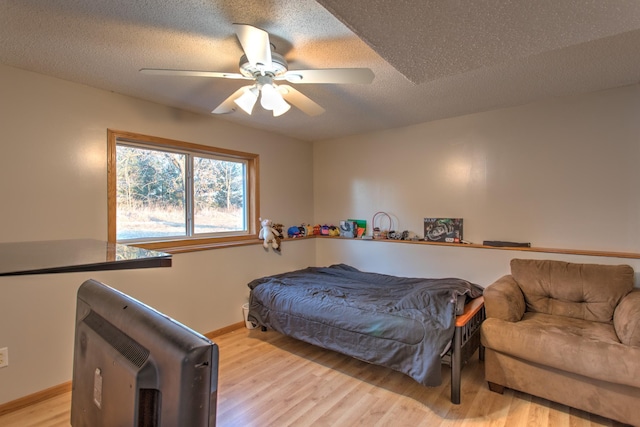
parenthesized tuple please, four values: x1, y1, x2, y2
(482, 241, 531, 248)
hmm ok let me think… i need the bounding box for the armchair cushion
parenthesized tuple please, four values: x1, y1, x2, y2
(510, 259, 634, 323)
(614, 290, 640, 347)
(482, 312, 640, 389)
(483, 274, 525, 322)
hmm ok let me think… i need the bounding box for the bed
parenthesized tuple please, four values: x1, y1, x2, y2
(247, 264, 485, 404)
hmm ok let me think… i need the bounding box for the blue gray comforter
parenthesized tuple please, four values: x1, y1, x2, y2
(248, 264, 483, 386)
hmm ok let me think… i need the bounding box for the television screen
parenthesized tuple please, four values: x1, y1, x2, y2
(71, 279, 218, 427)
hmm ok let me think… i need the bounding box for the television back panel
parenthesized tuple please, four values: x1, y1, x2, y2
(71, 279, 218, 427)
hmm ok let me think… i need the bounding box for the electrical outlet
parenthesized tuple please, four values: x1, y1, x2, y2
(0, 347, 8, 368)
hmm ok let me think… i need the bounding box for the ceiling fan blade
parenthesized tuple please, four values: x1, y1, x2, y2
(233, 24, 272, 69)
(277, 85, 325, 116)
(140, 68, 250, 80)
(278, 68, 375, 84)
(212, 86, 253, 114)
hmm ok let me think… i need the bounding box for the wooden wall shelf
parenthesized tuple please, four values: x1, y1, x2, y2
(314, 235, 640, 260)
(132, 233, 640, 260)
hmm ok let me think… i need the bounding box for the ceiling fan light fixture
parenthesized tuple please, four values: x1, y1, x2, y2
(273, 99, 291, 117)
(233, 86, 258, 114)
(260, 83, 282, 111)
(142, 24, 374, 119)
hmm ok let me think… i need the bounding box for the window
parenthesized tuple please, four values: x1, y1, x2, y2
(108, 130, 259, 252)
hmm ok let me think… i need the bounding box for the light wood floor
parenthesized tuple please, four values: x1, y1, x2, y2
(0, 327, 629, 427)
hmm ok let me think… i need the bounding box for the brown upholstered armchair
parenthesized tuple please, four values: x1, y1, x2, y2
(481, 259, 640, 426)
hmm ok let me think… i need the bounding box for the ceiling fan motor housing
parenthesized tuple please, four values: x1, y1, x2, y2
(239, 52, 288, 78)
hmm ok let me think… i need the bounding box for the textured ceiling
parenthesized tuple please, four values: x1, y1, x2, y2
(1, 0, 640, 141)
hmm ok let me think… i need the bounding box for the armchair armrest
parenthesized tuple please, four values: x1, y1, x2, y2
(614, 290, 640, 347)
(483, 275, 525, 322)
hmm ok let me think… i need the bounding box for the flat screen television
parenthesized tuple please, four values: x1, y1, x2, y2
(71, 279, 218, 426)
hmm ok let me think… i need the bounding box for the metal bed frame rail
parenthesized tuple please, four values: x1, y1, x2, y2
(441, 297, 485, 404)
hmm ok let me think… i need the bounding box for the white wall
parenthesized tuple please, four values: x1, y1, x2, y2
(0, 64, 315, 404)
(314, 85, 640, 285)
(3, 63, 640, 406)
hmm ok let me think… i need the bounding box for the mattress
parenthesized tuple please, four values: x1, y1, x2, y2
(248, 264, 483, 386)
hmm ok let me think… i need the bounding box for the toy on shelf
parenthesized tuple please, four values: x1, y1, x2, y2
(372, 211, 393, 239)
(388, 230, 420, 241)
(287, 225, 303, 238)
(259, 218, 283, 252)
(272, 222, 284, 243)
(317, 224, 340, 236)
(349, 219, 367, 238)
(287, 223, 313, 238)
(424, 218, 463, 243)
(339, 220, 357, 238)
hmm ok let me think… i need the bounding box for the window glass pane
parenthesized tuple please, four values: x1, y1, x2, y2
(116, 145, 186, 240)
(193, 156, 246, 234)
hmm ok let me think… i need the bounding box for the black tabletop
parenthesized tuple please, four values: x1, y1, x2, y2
(0, 239, 171, 276)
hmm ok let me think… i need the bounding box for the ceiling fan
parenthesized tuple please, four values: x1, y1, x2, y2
(140, 24, 375, 117)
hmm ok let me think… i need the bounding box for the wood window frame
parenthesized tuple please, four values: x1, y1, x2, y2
(107, 129, 260, 253)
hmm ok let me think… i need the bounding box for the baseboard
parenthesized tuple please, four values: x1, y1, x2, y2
(0, 381, 72, 416)
(204, 321, 245, 339)
(0, 322, 245, 416)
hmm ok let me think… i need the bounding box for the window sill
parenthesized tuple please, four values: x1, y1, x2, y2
(127, 235, 260, 254)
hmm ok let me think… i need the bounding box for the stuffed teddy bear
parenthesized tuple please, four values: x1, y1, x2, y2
(272, 223, 284, 246)
(259, 218, 282, 252)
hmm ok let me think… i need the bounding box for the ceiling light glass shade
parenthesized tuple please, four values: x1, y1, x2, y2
(272, 99, 291, 117)
(234, 86, 258, 114)
(260, 83, 282, 111)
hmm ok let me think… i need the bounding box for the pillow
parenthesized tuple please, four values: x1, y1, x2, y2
(614, 290, 640, 346)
